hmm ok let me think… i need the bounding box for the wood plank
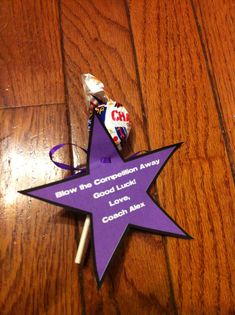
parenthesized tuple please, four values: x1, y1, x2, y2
(0, 106, 82, 315)
(192, 0, 235, 173)
(128, 0, 235, 314)
(61, 0, 176, 313)
(0, 0, 64, 107)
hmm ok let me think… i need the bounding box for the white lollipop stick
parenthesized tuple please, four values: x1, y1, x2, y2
(75, 215, 91, 264)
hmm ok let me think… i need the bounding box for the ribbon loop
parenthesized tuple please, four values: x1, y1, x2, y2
(49, 144, 148, 171)
(49, 143, 87, 173)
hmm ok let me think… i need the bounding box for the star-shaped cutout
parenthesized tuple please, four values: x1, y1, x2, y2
(20, 114, 191, 285)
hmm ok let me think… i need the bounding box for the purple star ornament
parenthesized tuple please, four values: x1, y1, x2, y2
(20, 113, 191, 285)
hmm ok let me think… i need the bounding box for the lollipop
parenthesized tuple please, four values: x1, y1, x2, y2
(75, 74, 131, 264)
(81, 73, 131, 150)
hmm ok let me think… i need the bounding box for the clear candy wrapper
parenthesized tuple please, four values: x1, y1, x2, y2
(81, 73, 131, 149)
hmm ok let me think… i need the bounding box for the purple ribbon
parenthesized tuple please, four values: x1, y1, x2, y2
(49, 143, 148, 172)
(49, 143, 87, 173)
(100, 156, 112, 163)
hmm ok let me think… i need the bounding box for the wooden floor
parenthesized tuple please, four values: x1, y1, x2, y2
(0, 1, 234, 314)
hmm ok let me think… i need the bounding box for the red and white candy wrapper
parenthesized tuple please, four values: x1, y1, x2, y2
(81, 74, 131, 150)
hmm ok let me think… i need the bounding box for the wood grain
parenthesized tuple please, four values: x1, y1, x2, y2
(192, 0, 235, 174)
(0, 0, 64, 107)
(0, 106, 81, 315)
(1, 0, 234, 313)
(61, 0, 176, 313)
(128, 0, 235, 314)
